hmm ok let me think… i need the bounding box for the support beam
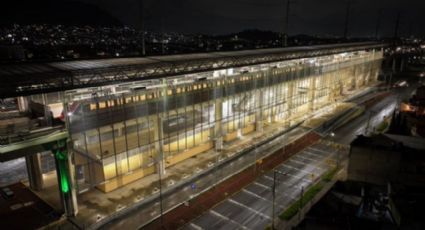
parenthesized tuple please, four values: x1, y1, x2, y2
(255, 90, 264, 132)
(153, 115, 166, 175)
(17, 96, 29, 113)
(352, 67, 358, 90)
(25, 153, 43, 191)
(214, 99, 223, 151)
(329, 71, 339, 103)
(41, 93, 52, 126)
(360, 65, 366, 87)
(366, 64, 372, 85)
(286, 82, 294, 126)
(308, 77, 316, 112)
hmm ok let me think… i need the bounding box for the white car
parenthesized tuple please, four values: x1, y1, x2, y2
(393, 80, 409, 88)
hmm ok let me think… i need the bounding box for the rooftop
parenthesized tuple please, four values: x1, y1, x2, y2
(0, 42, 385, 98)
(351, 133, 425, 151)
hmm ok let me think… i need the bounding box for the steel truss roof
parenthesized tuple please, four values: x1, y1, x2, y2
(0, 42, 385, 98)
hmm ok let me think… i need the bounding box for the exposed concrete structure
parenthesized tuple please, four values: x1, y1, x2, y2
(25, 153, 43, 191)
(17, 96, 28, 113)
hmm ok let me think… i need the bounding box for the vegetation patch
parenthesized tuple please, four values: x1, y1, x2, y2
(279, 183, 323, 220)
(321, 167, 338, 182)
(277, 167, 338, 222)
(376, 120, 389, 133)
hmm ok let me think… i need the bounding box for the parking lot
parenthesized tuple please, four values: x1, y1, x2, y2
(184, 141, 340, 230)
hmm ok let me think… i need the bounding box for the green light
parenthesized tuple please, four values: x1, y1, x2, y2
(55, 148, 70, 194)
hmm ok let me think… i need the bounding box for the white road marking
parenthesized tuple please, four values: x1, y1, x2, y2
(228, 199, 271, 220)
(293, 154, 319, 163)
(242, 189, 271, 203)
(210, 210, 250, 230)
(301, 150, 323, 159)
(190, 223, 204, 230)
(253, 181, 271, 190)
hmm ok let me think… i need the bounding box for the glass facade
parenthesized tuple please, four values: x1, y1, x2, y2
(62, 49, 383, 193)
(4, 46, 383, 226)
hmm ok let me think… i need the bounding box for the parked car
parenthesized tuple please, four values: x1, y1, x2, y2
(393, 80, 409, 88)
(1, 187, 14, 199)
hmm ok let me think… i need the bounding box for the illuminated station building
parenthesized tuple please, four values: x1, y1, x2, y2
(0, 42, 384, 225)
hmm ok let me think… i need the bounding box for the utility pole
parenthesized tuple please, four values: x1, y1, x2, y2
(375, 9, 382, 40)
(283, 0, 294, 47)
(272, 171, 276, 229)
(343, 0, 351, 39)
(139, 0, 146, 56)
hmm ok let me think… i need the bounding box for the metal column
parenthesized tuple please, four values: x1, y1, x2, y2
(51, 139, 78, 216)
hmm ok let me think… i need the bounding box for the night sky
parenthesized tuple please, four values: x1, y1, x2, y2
(78, 0, 424, 37)
(12, 0, 425, 37)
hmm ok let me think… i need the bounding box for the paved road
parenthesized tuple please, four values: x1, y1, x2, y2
(98, 127, 308, 229)
(333, 75, 421, 144)
(183, 142, 341, 230)
(0, 157, 27, 187)
(183, 74, 423, 230)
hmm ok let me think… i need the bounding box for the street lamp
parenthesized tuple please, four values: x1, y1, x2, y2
(272, 170, 288, 229)
(272, 169, 307, 229)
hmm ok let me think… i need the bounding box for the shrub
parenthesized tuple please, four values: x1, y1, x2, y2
(279, 183, 323, 220)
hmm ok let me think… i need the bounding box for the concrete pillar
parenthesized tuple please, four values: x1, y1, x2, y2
(368, 62, 374, 84)
(255, 90, 264, 132)
(214, 99, 223, 151)
(17, 96, 29, 113)
(361, 65, 367, 86)
(352, 67, 358, 90)
(153, 115, 166, 175)
(25, 153, 43, 191)
(328, 71, 337, 103)
(286, 82, 294, 126)
(308, 77, 316, 112)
